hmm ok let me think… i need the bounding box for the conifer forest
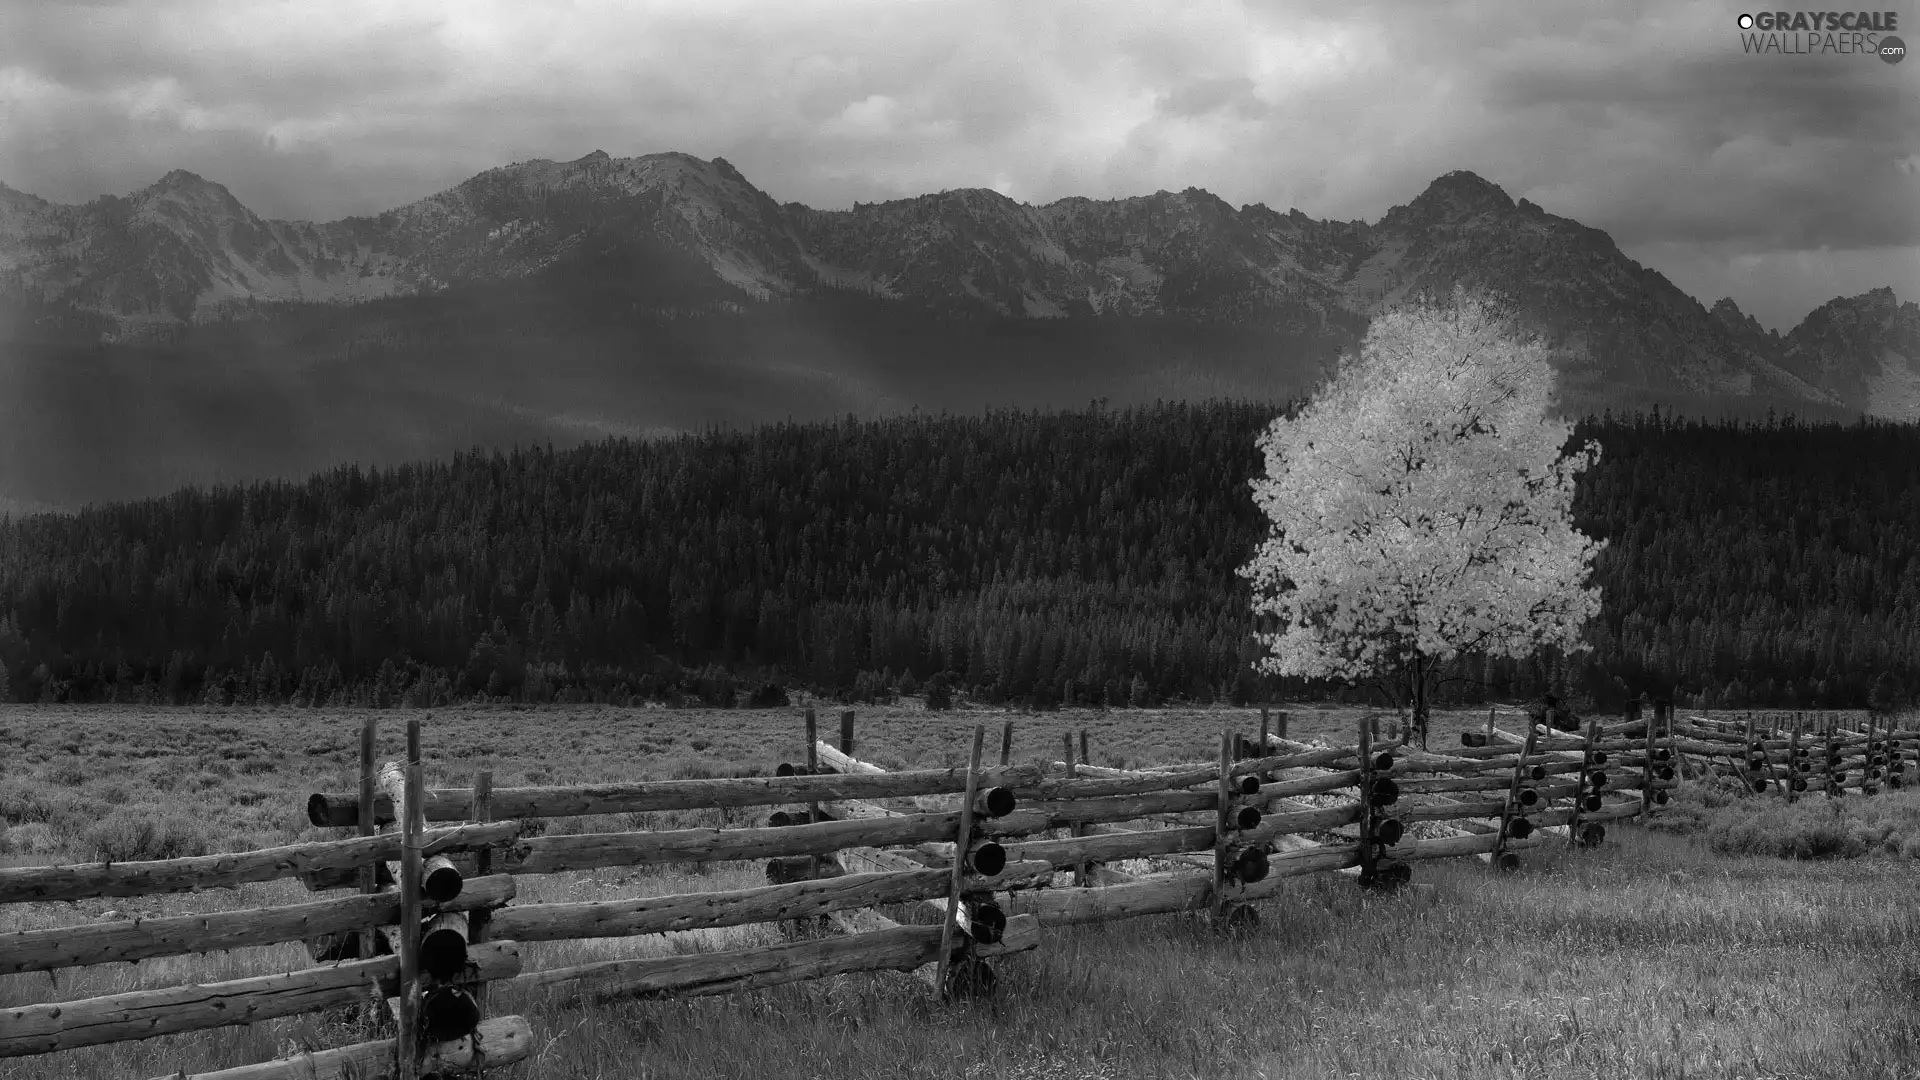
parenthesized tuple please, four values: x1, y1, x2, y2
(0, 402, 1912, 714)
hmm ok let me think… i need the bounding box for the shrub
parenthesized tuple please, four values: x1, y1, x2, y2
(82, 809, 209, 862)
(1, 822, 59, 856)
(747, 683, 790, 708)
(925, 672, 954, 711)
(1650, 779, 1920, 860)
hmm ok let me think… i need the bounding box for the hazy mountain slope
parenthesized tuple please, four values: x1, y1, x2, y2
(0, 153, 1894, 413)
(0, 152, 1906, 510)
(1775, 288, 1920, 417)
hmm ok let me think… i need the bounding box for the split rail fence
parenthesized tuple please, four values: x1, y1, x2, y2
(1665, 712, 1917, 800)
(3, 705, 1686, 1075)
(1, 717, 529, 1079)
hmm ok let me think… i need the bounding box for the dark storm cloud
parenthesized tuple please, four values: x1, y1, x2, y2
(0, 0, 1912, 329)
(1489, 37, 1919, 252)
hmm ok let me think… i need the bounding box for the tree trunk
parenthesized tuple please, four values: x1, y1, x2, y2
(1411, 653, 1432, 750)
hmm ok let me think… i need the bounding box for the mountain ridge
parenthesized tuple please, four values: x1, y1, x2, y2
(0, 150, 1915, 511)
(1, 151, 1908, 417)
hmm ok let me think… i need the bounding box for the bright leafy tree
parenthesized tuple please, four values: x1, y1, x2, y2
(1239, 288, 1605, 746)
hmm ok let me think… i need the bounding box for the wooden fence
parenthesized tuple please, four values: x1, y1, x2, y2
(1670, 712, 1916, 799)
(1, 717, 530, 1079)
(3, 705, 1685, 1075)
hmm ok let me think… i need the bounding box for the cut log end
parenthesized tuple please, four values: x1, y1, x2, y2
(966, 841, 1007, 878)
(419, 985, 482, 1043)
(1374, 817, 1405, 847)
(977, 786, 1018, 818)
(966, 900, 1008, 945)
(421, 927, 470, 981)
(306, 793, 337, 828)
(422, 856, 464, 905)
(1228, 846, 1269, 884)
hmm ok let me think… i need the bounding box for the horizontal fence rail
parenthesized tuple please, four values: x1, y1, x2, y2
(0, 875, 515, 976)
(0, 942, 521, 1057)
(0, 823, 517, 905)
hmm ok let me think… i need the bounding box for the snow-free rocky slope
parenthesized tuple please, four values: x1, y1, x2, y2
(2, 151, 1907, 420)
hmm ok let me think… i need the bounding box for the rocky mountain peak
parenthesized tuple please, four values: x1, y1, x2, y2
(153, 168, 215, 189)
(1774, 288, 1920, 414)
(1710, 296, 1776, 340)
(1383, 170, 1516, 228)
(136, 169, 251, 224)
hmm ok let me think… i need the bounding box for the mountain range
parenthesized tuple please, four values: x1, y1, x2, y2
(0, 150, 1914, 511)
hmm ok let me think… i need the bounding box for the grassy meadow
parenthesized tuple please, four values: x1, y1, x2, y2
(3, 701, 1918, 1079)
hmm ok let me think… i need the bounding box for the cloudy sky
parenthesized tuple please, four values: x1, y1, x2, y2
(2, 0, 1915, 330)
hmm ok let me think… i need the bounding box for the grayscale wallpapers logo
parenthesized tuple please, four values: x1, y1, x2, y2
(1736, 11, 1905, 60)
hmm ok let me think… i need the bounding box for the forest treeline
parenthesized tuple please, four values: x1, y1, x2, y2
(0, 401, 1913, 713)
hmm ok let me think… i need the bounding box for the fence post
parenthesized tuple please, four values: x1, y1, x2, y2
(1568, 718, 1600, 847)
(1756, 718, 1786, 795)
(1064, 731, 1087, 887)
(1259, 708, 1270, 760)
(1356, 715, 1377, 880)
(357, 718, 378, 965)
(1078, 730, 1092, 884)
(1740, 717, 1768, 795)
(935, 724, 986, 1000)
(1865, 713, 1881, 795)
(840, 710, 856, 756)
(397, 718, 424, 1079)
(1893, 727, 1908, 791)
(1000, 720, 1015, 768)
(1641, 703, 1658, 815)
(1787, 719, 1802, 803)
(1825, 719, 1840, 798)
(468, 768, 494, 1014)
(1491, 718, 1537, 872)
(805, 708, 823, 873)
(1212, 729, 1233, 920)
